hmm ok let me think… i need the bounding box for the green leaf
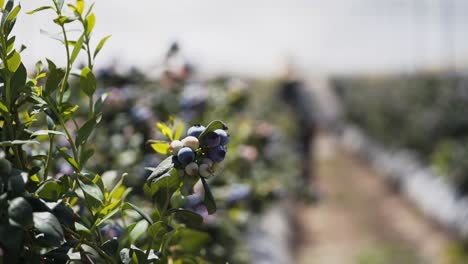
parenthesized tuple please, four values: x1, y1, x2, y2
(33, 212, 65, 247)
(27, 5, 53, 14)
(79, 67, 96, 97)
(85, 13, 95, 35)
(173, 121, 184, 140)
(45, 59, 65, 96)
(94, 92, 108, 113)
(201, 177, 216, 214)
(6, 50, 21, 72)
(57, 147, 80, 171)
(101, 238, 119, 257)
(78, 176, 104, 207)
(76, 117, 96, 146)
(6, 36, 15, 53)
(146, 156, 175, 182)
(168, 208, 203, 227)
(0, 140, 39, 147)
(79, 148, 94, 167)
(11, 62, 26, 95)
(36, 180, 64, 201)
(198, 120, 228, 140)
(0, 0, 5, 11)
(70, 34, 84, 65)
(156, 122, 173, 140)
(150, 140, 170, 155)
(93, 35, 111, 59)
(76, 0, 84, 14)
(8, 197, 33, 228)
(57, 0, 65, 11)
(31, 130, 66, 137)
(5, 4, 20, 22)
(121, 202, 153, 225)
(0, 100, 8, 113)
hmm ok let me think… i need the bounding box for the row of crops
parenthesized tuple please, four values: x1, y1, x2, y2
(332, 74, 468, 196)
(0, 1, 309, 263)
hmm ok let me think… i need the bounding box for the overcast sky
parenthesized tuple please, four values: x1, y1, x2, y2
(13, 0, 468, 75)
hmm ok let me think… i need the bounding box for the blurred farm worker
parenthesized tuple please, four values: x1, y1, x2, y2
(278, 66, 317, 190)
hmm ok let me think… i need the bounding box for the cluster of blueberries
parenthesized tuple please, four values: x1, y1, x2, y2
(170, 124, 229, 178)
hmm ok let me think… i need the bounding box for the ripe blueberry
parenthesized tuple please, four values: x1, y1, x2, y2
(200, 131, 221, 148)
(215, 129, 229, 145)
(177, 147, 195, 166)
(207, 145, 227, 162)
(187, 125, 206, 138)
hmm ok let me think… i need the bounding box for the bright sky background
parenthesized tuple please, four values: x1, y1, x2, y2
(13, 0, 468, 76)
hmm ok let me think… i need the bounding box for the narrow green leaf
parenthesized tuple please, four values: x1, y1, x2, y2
(198, 120, 228, 140)
(173, 121, 184, 140)
(5, 4, 20, 22)
(76, 0, 84, 14)
(76, 117, 96, 146)
(0, 100, 8, 112)
(93, 35, 111, 59)
(26, 6, 53, 15)
(56, 148, 80, 171)
(121, 202, 153, 225)
(85, 13, 95, 35)
(0, 0, 5, 11)
(6, 51, 21, 72)
(0, 140, 39, 147)
(31, 130, 66, 137)
(79, 148, 94, 167)
(57, 0, 65, 11)
(150, 141, 170, 155)
(156, 122, 173, 140)
(70, 34, 84, 65)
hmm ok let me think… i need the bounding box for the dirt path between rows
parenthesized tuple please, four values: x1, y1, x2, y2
(295, 133, 459, 264)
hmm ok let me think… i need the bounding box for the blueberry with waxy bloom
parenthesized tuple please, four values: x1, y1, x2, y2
(187, 125, 206, 138)
(199, 163, 214, 178)
(200, 131, 221, 148)
(214, 129, 229, 145)
(185, 162, 199, 176)
(181, 136, 199, 150)
(169, 140, 184, 154)
(177, 147, 195, 166)
(207, 145, 227, 162)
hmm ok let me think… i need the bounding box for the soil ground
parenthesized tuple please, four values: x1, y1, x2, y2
(295, 133, 463, 264)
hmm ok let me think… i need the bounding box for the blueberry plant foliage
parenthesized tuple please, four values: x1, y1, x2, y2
(0, 1, 226, 263)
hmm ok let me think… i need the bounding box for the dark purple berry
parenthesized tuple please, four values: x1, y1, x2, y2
(177, 147, 195, 166)
(207, 145, 227, 162)
(200, 131, 221, 148)
(187, 125, 206, 138)
(215, 129, 229, 145)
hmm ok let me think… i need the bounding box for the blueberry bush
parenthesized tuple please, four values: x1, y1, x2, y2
(0, 1, 228, 262)
(333, 74, 468, 195)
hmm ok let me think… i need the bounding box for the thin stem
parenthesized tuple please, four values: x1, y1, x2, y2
(58, 24, 71, 105)
(43, 134, 55, 179)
